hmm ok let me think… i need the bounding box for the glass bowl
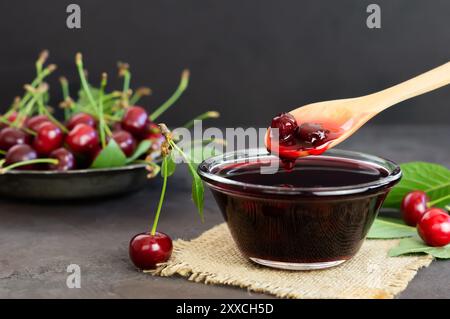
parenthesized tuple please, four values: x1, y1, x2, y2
(198, 148, 401, 270)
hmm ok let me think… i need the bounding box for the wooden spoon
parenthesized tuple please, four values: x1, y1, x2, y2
(267, 61, 450, 158)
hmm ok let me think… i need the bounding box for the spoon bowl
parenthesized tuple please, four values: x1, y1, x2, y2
(267, 62, 450, 158)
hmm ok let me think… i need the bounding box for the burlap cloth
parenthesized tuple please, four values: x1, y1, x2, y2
(153, 223, 432, 299)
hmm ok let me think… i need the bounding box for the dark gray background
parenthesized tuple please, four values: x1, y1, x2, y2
(0, 0, 449, 127)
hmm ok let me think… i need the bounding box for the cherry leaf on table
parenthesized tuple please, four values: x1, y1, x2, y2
(91, 139, 127, 168)
(383, 162, 450, 209)
(126, 140, 152, 164)
(389, 237, 450, 259)
(367, 218, 416, 239)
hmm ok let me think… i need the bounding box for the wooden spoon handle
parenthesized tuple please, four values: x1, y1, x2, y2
(367, 61, 450, 112)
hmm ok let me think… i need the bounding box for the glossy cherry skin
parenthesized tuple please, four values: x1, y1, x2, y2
(33, 122, 64, 155)
(5, 144, 38, 170)
(121, 106, 149, 137)
(142, 122, 164, 151)
(0, 112, 20, 129)
(66, 124, 99, 155)
(417, 208, 450, 247)
(66, 113, 96, 131)
(26, 115, 49, 132)
(0, 127, 29, 151)
(129, 232, 173, 270)
(297, 123, 330, 147)
(112, 130, 136, 157)
(270, 113, 298, 142)
(401, 190, 430, 226)
(48, 148, 76, 171)
(6, 112, 18, 122)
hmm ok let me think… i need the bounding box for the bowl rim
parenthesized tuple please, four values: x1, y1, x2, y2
(0, 163, 149, 175)
(197, 148, 402, 196)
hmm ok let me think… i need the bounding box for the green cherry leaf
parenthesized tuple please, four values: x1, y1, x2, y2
(187, 161, 204, 221)
(170, 140, 205, 221)
(91, 139, 127, 168)
(383, 162, 450, 209)
(389, 237, 450, 259)
(126, 140, 152, 164)
(161, 154, 176, 178)
(367, 218, 417, 239)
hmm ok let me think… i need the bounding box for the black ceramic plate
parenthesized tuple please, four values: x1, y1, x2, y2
(0, 164, 156, 200)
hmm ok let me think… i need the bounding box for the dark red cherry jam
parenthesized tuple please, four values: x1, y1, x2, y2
(267, 113, 344, 163)
(199, 153, 400, 265)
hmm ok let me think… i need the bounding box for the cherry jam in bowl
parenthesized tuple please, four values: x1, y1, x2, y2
(198, 149, 401, 270)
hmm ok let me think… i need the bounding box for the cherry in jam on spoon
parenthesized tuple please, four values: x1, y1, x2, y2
(266, 62, 450, 159)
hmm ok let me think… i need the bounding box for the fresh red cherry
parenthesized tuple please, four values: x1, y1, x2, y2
(5, 144, 38, 170)
(33, 122, 64, 155)
(26, 115, 49, 132)
(0, 127, 29, 151)
(121, 106, 149, 137)
(112, 121, 122, 132)
(66, 113, 96, 131)
(270, 113, 298, 142)
(112, 130, 136, 157)
(48, 148, 76, 171)
(417, 208, 450, 247)
(297, 123, 330, 147)
(0, 112, 18, 130)
(65, 123, 99, 154)
(401, 190, 430, 226)
(6, 112, 18, 123)
(129, 232, 173, 270)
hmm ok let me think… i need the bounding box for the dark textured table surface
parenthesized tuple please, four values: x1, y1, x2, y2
(0, 125, 449, 299)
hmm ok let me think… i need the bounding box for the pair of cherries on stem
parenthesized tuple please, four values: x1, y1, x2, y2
(401, 191, 450, 247)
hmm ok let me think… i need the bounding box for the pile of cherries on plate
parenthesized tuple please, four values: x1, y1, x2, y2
(0, 107, 164, 171)
(401, 190, 450, 247)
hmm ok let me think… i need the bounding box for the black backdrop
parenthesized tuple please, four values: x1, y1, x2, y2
(0, 0, 449, 127)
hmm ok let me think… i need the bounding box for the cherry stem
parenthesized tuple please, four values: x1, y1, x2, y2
(0, 117, 36, 136)
(18, 64, 56, 111)
(13, 92, 40, 127)
(76, 53, 98, 109)
(183, 111, 220, 129)
(59, 77, 71, 120)
(122, 70, 131, 106)
(98, 73, 108, 147)
(149, 69, 190, 121)
(35, 50, 49, 77)
(0, 158, 58, 173)
(81, 109, 121, 122)
(0, 150, 6, 155)
(129, 87, 151, 105)
(28, 90, 69, 133)
(428, 195, 450, 208)
(150, 156, 168, 236)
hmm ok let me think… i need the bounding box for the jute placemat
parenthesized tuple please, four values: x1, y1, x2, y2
(153, 223, 432, 299)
